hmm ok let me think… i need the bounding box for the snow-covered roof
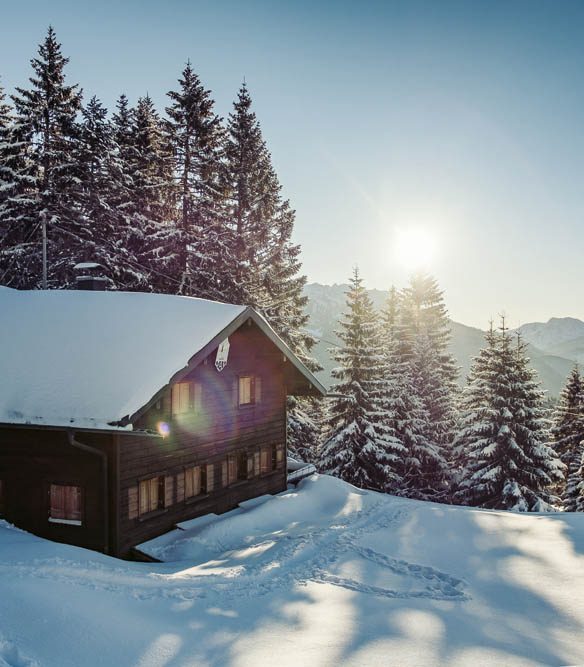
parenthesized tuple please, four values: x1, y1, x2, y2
(0, 288, 323, 432)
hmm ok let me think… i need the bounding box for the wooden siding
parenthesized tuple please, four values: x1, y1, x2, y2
(0, 427, 115, 553)
(117, 322, 289, 557)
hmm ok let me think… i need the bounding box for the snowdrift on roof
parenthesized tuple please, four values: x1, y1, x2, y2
(0, 289, 246, 430)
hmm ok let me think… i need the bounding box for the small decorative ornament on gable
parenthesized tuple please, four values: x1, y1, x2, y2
(215, 338, 230, 372)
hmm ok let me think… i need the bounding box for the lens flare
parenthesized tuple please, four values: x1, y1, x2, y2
(157, 421, 170, 437)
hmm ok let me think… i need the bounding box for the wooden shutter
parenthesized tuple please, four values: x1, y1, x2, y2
(254, 451, 260, 476)
(206, 464, 215, 492)
(194, 382, 203, 411)
(176, 470, 185, 502)
(222, 460, 228, 487)
(165, 475, 174, 508)
(128, 487, 138, 520)
(255, 376, 261, 403)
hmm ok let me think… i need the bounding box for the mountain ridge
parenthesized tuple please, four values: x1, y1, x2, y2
(304, 282, 580, 397)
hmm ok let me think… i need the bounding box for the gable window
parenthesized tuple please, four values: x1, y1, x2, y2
(238, 375, 261, 407)
(171, 382, 191, 415)
(49, 484, 83, 525)
(171, 382, 201, 416)
(139, 476, 165, 516)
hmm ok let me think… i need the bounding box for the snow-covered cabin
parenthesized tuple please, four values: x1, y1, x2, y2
(0, 287, 325, 557)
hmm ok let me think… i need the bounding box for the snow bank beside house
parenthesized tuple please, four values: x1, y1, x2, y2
(1, 474, 584, 666)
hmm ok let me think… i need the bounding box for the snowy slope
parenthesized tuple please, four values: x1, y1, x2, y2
(517, 317, 584, 351)
(1, 474, 584, 666)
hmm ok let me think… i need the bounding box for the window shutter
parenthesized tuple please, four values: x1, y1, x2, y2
(194, 382, 202, 412)
(254, 451, 260, 476)
(128, 487, 138, 520)
(139, 480, 149, 515)
(189, 382, 195, 410)
(165, 476, 173, 508)
(255, 376, 261, 403)
(176, 471, 185, 502)
(233, 378, 239, 407)
(206, 464, 215, 492)
(222, 460, 228, 487)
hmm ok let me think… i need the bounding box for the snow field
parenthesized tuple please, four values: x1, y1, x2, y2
(0, 474, 583, 666)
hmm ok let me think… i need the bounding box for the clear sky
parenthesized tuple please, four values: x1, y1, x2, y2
(1, 0, 584, 328)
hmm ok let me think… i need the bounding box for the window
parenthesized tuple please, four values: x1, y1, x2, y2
(238, 375, 261, 406)
(49, 484, 83, 525)
(238, 376, 254, 406)
(238, 451, 249, 482)
(185, 465, 207, 498)
(228, 456, 238, 485)
(0, 479, 4, 514)
(260, 446, 271, 474)
(171, 381, 201, 416)
(139, 476, 165, 516)
(186, 465, 214, 497)
(172, 382, 191, 415)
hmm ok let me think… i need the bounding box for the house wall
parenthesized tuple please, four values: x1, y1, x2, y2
(117, 321, 288, 557)
(0, 427, 114, 553)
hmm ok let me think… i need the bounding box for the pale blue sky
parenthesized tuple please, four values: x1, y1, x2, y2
(1, 0, 584, 327)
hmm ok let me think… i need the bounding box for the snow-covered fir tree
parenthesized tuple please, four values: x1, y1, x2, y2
(320, 269, 400, 490)
(73, 96, 131, 286)
(383, 277, 454, 497)
(455, 322, 564, 511)
(287, 396, 326, 464)
(378, 287, 445, 497)
(163, 62, 229, 298)
(551, 366, 584, 511)
(125, 94, 175, 290)
(6, 27, 83, 287)
(224, 84, 316, 367)
(399, 273, 459, 452)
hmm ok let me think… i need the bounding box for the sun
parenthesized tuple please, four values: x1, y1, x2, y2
(394, 227, 437, 270)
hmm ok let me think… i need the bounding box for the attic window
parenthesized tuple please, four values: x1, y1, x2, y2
(171, 381, 201, 416)
(49, 484, 83, 525)
(172, 382, 190, 415)
(239, 375, 261, 406)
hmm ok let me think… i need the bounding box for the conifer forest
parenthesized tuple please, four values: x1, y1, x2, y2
(1, 27, 583, 513)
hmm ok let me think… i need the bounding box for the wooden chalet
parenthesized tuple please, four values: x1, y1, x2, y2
(0, 286, 325, 558)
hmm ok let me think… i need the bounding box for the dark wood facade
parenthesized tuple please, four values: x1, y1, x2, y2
(0, 319, 317, 558)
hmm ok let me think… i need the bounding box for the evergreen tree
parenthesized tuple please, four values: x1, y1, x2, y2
(125, 94, 175, 290)
(287, 396, 324, 464)
(379, 287, 442, 497)
(224, 84, 316, 366)
(6, 26, 83, 287)
(386, 276, 454, 497)
(399, 273, 459, 450)
(320, 269, 398, 490)
(455, 321, 564, 510)
(551, 366, 584, 510)
(164, 62, 229, 298)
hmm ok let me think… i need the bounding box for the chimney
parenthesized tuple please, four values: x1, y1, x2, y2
(72, 262, 109, 291)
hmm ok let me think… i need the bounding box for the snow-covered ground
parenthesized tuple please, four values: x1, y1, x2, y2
(1, 474, 584, 666)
